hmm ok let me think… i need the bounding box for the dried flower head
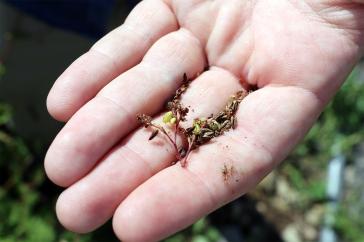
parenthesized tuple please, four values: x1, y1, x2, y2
(137, 114, 152, 128)
(137, 73, 249, 167)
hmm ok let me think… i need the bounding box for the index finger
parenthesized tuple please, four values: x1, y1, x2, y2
(47, 0, 178, 121)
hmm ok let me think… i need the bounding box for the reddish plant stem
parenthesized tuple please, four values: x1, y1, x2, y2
(150, 124, 182, 160)
(180, 135, 196, 167)
(174, 114, 181, 146)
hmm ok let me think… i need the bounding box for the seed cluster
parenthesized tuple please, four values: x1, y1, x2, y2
(137, 73, 248, 167)
(185, 90, 246, 148)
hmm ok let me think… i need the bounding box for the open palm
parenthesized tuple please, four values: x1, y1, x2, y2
(45, 1, 364, 241)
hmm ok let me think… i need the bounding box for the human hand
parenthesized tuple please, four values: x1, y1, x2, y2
(45, 1, 364, 241)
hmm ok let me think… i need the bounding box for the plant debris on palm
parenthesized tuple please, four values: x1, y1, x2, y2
(137, 73, 248, 167)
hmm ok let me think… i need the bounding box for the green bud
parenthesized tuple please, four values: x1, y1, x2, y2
(209, 120, 220, 131)
(170, 117, 177, 124)
(194, 118, 205, 126)
(193, 123, 201, 135)
(163, 111, 174, 123)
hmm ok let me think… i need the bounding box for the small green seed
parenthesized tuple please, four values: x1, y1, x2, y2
(193, 123, 201, 135)
(170, 117, 177, 124)
(163, 111, 174, 123)
(209, 120, 221, 131)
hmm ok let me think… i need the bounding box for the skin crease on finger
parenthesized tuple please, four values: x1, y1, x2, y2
(46, 0, 364, 242)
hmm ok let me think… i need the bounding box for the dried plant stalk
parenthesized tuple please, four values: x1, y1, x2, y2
(137, 73, 248, 167)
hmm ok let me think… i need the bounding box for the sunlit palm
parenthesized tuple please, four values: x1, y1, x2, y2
(45, 1, 364, 241)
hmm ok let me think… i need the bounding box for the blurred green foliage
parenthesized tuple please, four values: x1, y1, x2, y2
(336, 209, 364, 242)
(283, 67, 364, 242)
(1, 66, 364, 242)
(0, 63, 6, 77)
(165, 218, 221, 242)
(0, 103, 56, 242)
(0, 103, 115, 242)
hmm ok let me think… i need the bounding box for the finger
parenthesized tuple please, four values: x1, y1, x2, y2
(45, 29, 205, 187)
(47, 0, 178, 121)
(112, 85, 323, 242)
(55, 68, 244, 233)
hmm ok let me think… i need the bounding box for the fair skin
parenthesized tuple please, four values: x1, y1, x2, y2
(45, 1, 364, 241)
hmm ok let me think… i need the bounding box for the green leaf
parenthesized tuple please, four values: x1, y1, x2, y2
(192, 218, 207, 234)
(191, 235, 209, 242)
